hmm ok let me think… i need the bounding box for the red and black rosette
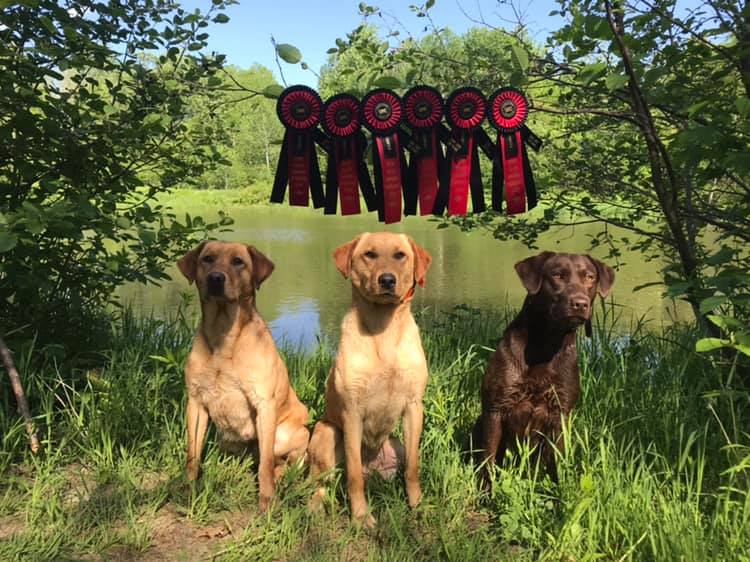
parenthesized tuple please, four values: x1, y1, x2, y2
(321, 94, 377, 216)
(433, 87, 487, 216)
(487, 87, 540, 214)
(401, 86, 445, 216)
(270, 85, 326, 208)
(361, 89, 408, 224)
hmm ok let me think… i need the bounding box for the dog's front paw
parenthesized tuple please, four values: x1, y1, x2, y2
(259, 493, 273, 513)
(406, 481, 422, 508)
(186, 462, 201, 482)
(352, 511, 376, 530)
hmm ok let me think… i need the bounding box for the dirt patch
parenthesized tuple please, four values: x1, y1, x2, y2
(0, 513, 26, 541)
(97, 505, 251, 562)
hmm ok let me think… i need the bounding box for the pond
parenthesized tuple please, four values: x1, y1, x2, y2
(118, 205, 689, 347)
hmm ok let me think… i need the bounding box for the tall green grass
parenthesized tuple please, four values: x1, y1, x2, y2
(0, 304, 748, 561)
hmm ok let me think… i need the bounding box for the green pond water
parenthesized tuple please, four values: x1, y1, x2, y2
(118, 206, 689, 347)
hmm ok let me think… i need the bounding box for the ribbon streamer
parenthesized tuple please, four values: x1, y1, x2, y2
(487, 87, 539, 214)
(361, 89, 408, 224)
(321, 94, 377, 215)
(270, 85, 326, 208)
(433, 87, 487, 216)
(402, 86, 445, 216)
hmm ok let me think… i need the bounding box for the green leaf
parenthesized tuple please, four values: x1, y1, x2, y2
(577, 62, 607, 85)
(510, 45, 529, 73)
(213, 13, 229, 23)
(605, 73, 628, 91)
(707, 314, 745, 331)
(276, 43, 302, 64)
(39, 15, 56, 34)
(187, 42, 203, 51)
(372, 76, 402, 89)
(706, 246, 733, 265)
(425, 0, 435, 9)
(262, 84, 284, 99)
(736, 97, 750, 117)
(0, 231, 17, 253)
(699, 295, 727, 314)
(695, 338, 729, 352)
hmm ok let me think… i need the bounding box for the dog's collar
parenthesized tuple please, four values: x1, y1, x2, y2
(401, 283, 417, 304)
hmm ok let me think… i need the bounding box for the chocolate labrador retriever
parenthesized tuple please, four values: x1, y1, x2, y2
(474, 252, 614, 485)
(307, 232, 432, 528)
(178, 241, 310, 511)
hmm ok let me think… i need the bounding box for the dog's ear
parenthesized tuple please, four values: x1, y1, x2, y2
(247, 245, 274, 290)
(586, 255, 615, 298)
(407, 236, 432, 287)
(332, 234, 363, 279)
(514, 251, 555, 295)
(177, 242, 206, 284)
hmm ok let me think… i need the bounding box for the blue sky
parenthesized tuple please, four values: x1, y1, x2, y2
(182, 0, 567, 86)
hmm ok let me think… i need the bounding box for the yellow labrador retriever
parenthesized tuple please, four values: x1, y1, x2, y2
(178, 241, 310, 511)
(308, 232, 432, 527)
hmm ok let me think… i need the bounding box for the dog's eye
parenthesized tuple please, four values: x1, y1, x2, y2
(585, 273, 595, 282)
(552, 271, 563, 280)
(364, 251, 377, 259)
(201, 255, 214, 264)
(232, 257, 244, 267)
(393, 251, 406, 260)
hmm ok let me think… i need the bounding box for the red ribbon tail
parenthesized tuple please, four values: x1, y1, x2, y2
(447, 133, 473, 216)
(336, 138, 361, 215)
(287, 131, 311, 207)
(501, 131, 527, 215)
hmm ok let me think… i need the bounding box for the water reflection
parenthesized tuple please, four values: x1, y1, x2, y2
(118, 206, 688, 346)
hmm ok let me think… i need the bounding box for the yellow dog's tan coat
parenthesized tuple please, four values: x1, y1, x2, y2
(178, 241, 309, 511)
(308, 232, 432, 527)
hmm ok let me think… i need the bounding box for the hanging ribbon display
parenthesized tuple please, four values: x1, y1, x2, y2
(361, 89, 407, 224)
(402, 85, 444, 216)
(321, 94, 377, 216)
(434, 87, 487, 216)
(487, 87, 538, 215)
(270, 85, 326, 208)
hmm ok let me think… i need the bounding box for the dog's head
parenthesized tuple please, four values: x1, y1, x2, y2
(333, 232, 432, 305)
(177, 241, 274, 303)
(515, 252, 615, 329)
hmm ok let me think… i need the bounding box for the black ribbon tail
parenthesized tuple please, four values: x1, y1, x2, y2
(521, 125, 543, 152)
(432, 145, 451, 216)
(402, 150, 418, 216)
(309, 145, 326, 209)
(355, 132, 377, 213)
(324, 150, 338, 215)
(372, 145, 386, 222)
(491, 154, 504, 212)
(270, 134, 289, 204)
(522, 143, 538, 210)
(469, 143, 486, 213)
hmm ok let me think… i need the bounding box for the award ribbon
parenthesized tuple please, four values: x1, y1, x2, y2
(487, 87, 539, 214)
(361, 89, 407, 224)
(270, 85, 326, 208)
(321, 94, 377, 215)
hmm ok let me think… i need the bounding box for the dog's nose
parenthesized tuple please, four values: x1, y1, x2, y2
(571, 297, 589, 312)
(207, 272, 225, 285)
(378, 273, 396, 291)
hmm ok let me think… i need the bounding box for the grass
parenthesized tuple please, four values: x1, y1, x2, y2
(156, 184, 272, 209)
(1, 304, 749, 561)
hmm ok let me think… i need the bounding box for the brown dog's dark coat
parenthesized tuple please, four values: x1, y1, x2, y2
(474, 252, 615, 483)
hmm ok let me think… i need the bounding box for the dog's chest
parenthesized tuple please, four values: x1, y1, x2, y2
(187, 361, 257, 442)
